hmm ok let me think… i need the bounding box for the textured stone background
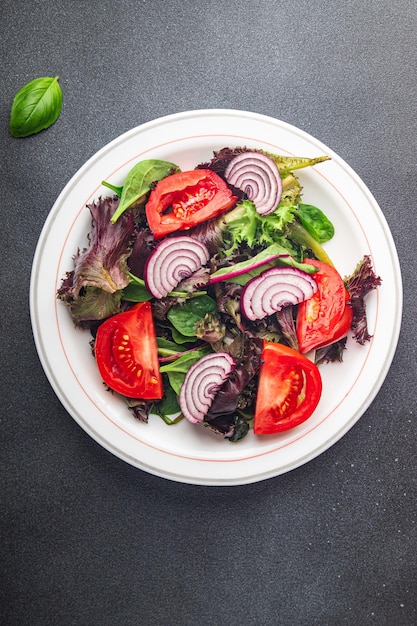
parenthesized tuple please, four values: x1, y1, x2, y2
(1, 1, 415, 624)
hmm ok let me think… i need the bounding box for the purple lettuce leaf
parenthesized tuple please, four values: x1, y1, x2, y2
(127, 227, 155, 279)
(58, 196, 135, 300)
(186, 216, 230, 257)
(64, 286, 124, 327)
(344, 255, 382, 345)
(315, 337, 348, 365)
(196, 146, 249, 180)
(205, 336, 263, 422)
(176, 266, 210, 293)
(125, 397, 154, 423)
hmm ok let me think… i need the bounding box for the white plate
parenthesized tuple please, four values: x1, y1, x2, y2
(30, 109, 402, 485)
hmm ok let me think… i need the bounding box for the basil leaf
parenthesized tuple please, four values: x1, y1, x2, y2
(167, 295, 217, 337)
(10, 76, 63, 138)
(109, 159, 181, 223)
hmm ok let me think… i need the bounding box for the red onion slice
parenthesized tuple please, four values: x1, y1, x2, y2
(224, 151, 282, 215)
(145, 236, 210, 299)
(241, 267, 318, 321)
(179, 352, 236, 424)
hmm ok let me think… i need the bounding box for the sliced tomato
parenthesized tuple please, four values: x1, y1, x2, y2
(313, 303, 353, 351)
(95, 302, 163, 399)
(145, 169, 237, 239)
(296, 259, 352, 353)
(254, 341, 322, 435)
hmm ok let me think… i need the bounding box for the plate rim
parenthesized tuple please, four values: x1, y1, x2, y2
(30, 108, 403, 485)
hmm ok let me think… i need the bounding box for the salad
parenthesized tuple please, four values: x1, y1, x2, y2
(58, 147, 381, 442)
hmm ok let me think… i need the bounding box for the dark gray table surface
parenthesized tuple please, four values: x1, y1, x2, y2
(1, 1, 416, 624)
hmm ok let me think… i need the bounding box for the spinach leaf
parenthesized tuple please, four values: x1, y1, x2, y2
(157, 337, 189, 356)
(101, 181, 123, 197)
(122, 274, 152, 302)
(160, 348, 211, 374)
(228, 415, 250, 442)
(123, 272, 204, 302)
(153, 380, 182, 423)
(171, 326, 196, 344)
(10, 76, 63, 138)
(167, 295, 217, 337)
(160, 348, 211, 395)
(296, 203, 335, 243)
(109, 159, 181, 223)
(163, 371, 185, 397)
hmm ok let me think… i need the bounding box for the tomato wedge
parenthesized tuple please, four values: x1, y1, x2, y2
(254, 341, 322, 435)
(145, 169, 237, 239)
(296, 259, 352, 353)
(95, 302, 163, 399)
